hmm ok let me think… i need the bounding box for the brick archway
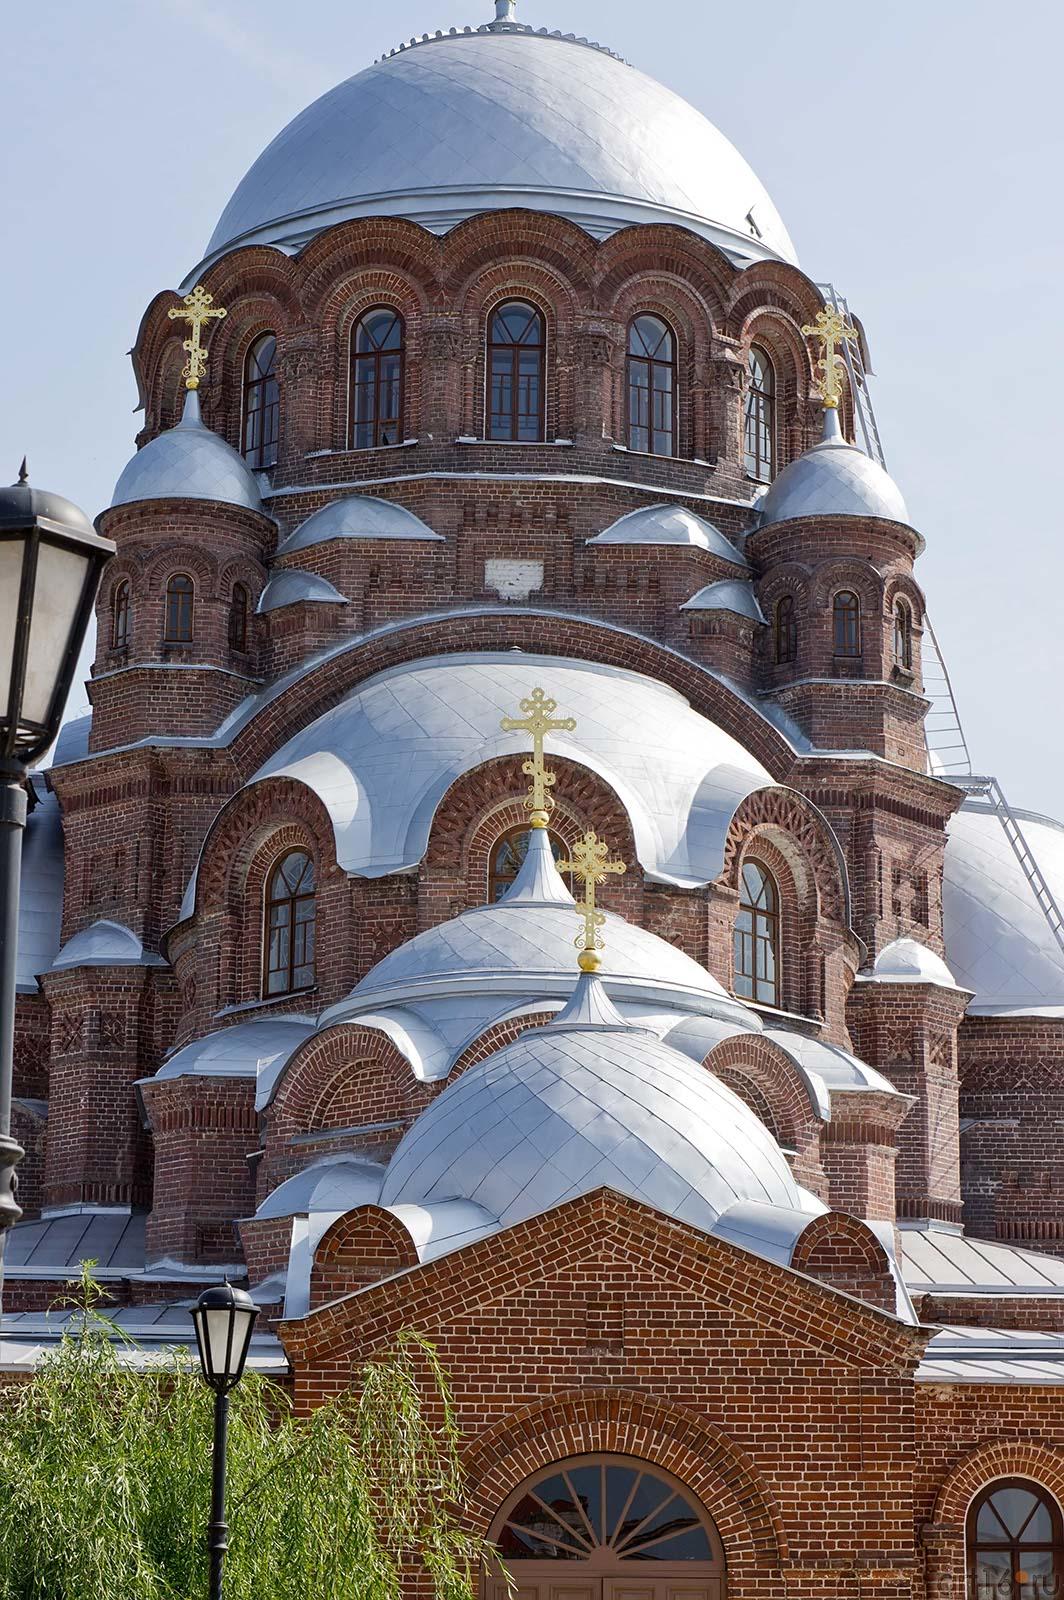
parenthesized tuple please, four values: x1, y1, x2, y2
(462, 1388, 788, 1578)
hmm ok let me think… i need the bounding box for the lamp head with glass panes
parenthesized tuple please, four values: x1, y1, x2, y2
(0, 463, 114, 767)
(190, 1282, 260, 1394)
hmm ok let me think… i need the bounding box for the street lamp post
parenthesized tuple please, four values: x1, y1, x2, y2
(0, 463, 114, 1298)
(190, 1282, 260, 1599)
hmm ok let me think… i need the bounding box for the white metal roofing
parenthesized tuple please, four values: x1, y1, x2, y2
(759, 408, 911, 529)
(150, 1016, 317, 1113)
(201, 28, 796, 272)
(256, 569, 348, 613)
(253, 1155, 387, 1219)
(900, 1223, 1064, 1295)
(864, 935, 961, 990)
(0, 1305, 287, 1374)
(111, 391, 264, 512)
(766, 1028, 898, 1098)
(380, 976, 806, 1233)
(248, 652, 775, 886)
(5, 1210, 146, 1276)
(681, 580, 766, 623)
(944, 800, 1064, 1015)
(276, 495, 442, 554)
(918, 1327, 1064, 1385)
(587, 504, 747, 565)
(16, 783, 63, 993)
(51, 919, 166, 972)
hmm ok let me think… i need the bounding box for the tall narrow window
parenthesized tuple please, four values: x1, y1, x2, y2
(229, 582, 249, 653)
(893, 599, 913, 669)
(164, 573, 194, 643)
(242, 334, 279, 469)
(775, 594, 797, 663)
(351, 308, 405, 449)
(833, 590, 861, 657)
(744, 346, 775, 481)
(112, 580, 131, 649)
(967, 1480, 1063, 1600)
(264, 850, 316, 996)
(488, 301, 545, 441)
(733, 859, 780, 1006)
(627, 315, 676, 455)
(488, 826, 572, 903)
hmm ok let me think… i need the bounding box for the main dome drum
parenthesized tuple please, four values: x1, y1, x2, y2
(198, 23, 797, 275)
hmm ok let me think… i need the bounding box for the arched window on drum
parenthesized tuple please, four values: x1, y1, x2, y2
(627, 315, 676, 456)
(488, 301, 545, 442)
(263, 850, 316, 997)
(967, 1480, 1063, 1600)
(242, 334, 279, 470)
(733, 859, 780, 1007)
(744, 346, 775, 482)
(351, 308, 405, 449)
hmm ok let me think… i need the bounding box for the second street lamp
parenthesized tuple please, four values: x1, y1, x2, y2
(190, 1282, 261, 1599)
(0, 463, 113, 1296)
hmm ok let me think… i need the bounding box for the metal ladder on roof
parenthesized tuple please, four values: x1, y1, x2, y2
(815, 281, 887, 467)
(920, 614, 974, 779)
(954, 775, 1064, 960)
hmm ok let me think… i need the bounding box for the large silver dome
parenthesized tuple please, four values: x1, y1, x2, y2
(200, 23, 796, 271)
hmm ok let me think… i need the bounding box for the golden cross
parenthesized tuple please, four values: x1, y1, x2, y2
(556, 831, 626, 972)
(500, 687, 577, 829)
(168, 284, 227, 391)
(801, 305, 858, 410)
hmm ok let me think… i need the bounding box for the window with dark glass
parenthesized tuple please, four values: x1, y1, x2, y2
(350, 308, 404, 450)
(626, 316, 676, 456)
(229, 582, 249, 653)
(833, 590, 861, 657)
(488, 301, 545, 441)
(967, 1480, 1063, 1600)
(264, 850, 316, 996)
(744, 346, 775, 481)
(164, 573, 194, 643)
(733, 859, 780, 1006)
(495, 1457, 720, 1566)
(488, 826, 571, 903)
(775, 594, 797, 663)
(242, 334, 279, 470)
(112, 580, 131, 649)
(893, 599, 913, 670)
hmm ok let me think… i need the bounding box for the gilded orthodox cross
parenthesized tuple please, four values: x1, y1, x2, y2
(801, 304, 858, 410)
(556, 831, 626, 972)
(168, 284, 227, 391)
(500, 687, 576, 829)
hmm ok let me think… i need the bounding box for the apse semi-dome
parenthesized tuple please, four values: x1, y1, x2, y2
(758, 409, 911, 531)
(198, 20, 796, 275)
(380, 973, 805, 1231)
(111, 392, 263, 512)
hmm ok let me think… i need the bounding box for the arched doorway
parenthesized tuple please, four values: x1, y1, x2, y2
(487, 1455, 725, 1600)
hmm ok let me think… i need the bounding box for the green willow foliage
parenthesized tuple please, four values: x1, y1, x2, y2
(0, 1266, 501, 1600)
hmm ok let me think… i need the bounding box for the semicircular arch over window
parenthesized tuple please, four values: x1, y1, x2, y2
(491, 1455, 726, 1580)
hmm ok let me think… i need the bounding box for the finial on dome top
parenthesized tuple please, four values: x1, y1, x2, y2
(167, 284, 227, 391)
(556, 831, 626, 972)
(801, 304, 858, 411)
(493, 0, 518, 20)
(16, 457, 28, 485)
(500, 686, 576, 829)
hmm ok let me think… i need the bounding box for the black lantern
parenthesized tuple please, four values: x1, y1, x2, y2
(0, 462, 115, 766)
(190, 1281, 260, 1393)
(190, 1282, 260, 1599)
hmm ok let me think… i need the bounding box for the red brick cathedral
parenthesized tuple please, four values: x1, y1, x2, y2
(10, 5, 1064, 1596)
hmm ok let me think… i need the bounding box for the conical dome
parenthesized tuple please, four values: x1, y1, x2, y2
(759, 409, 910, 528)
(111, 391, 264, 512)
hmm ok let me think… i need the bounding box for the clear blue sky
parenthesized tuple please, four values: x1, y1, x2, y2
(3, 0, 1061, 813)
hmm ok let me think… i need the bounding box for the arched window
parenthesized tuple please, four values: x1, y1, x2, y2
(493, 1455, 724, 1569)
(733, 859, 780, 1006)
(488, 301, 545, 441)
(627, 315, 676, 456)
(242, 334, 279, 470)
(488, 826, 571, 903)
(164, 573, 194, 643)
(774, 594, 797, 663)
(833, 590, 861, 657)
(967, 1480, 1063, 1600)
(744, 346, 775, 482)
(893, 598, 913, 670)
(228, 583, 249, 653)
(111, 580, 131, 649)
(351, 308, 405, 449)
(263, 850, 316, 997)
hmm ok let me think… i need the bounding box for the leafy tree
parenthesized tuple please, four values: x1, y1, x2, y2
(0, 1265, 500, 1600)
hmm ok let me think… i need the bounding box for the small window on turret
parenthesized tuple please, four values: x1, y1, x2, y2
(832, 590, 861, 658)
(229, 583, 249, 653)
(774, 595, 797, 663)
(893, 599, 913, 670)
(112, 580, 131, 649)
(164, 574, 194, 644)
